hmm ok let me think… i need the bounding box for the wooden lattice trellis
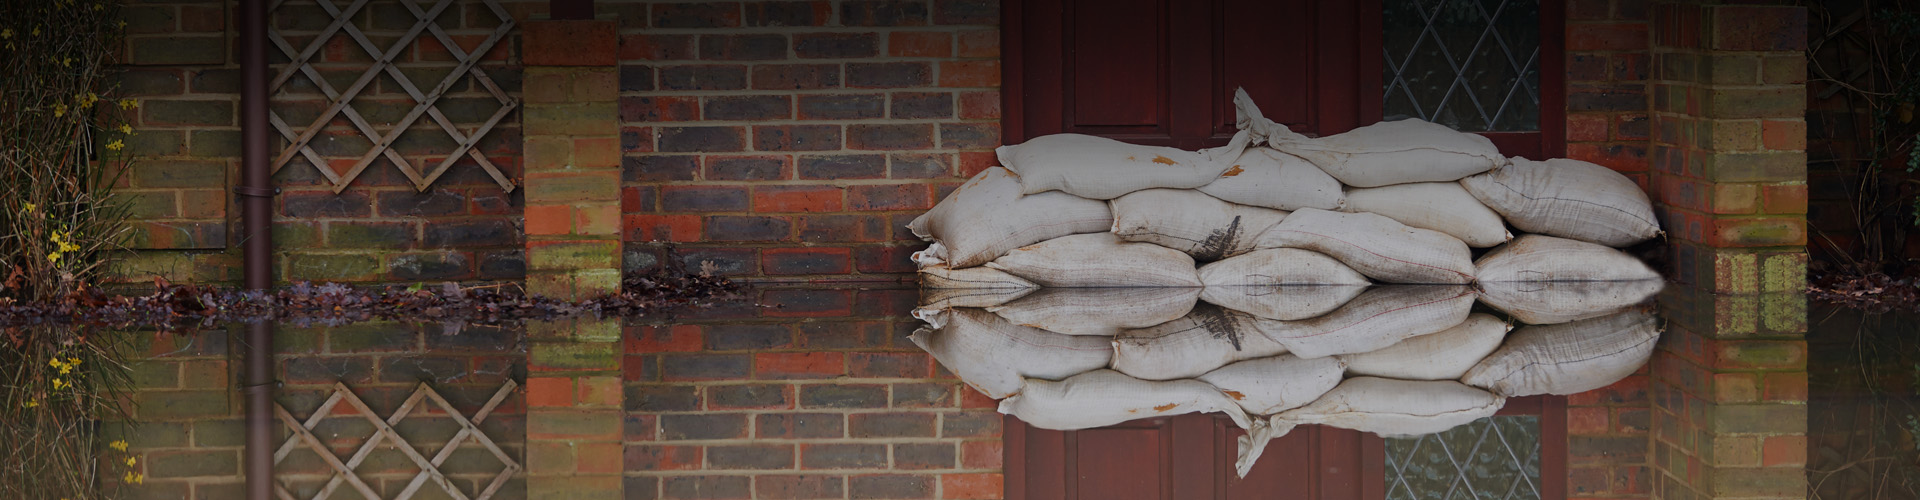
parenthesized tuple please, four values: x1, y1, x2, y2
(273, 381, 522, 500)
(267, 0, 519, 193)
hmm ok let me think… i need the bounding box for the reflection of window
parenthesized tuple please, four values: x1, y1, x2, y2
(1383, 0, 1542, 132)
(1385, 415, 1543, 500)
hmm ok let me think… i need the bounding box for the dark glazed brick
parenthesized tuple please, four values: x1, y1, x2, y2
(377, 357, 469, 384)
(849, 475, 932, 499)
(851, 352, 929, 378)
(708, 384, 792, 409)
(1569, 84, 1648, 112)
(894, 443, 955, 470)
(653, 2, 743, 28)
(795, 33, 880, 59)
(799, 384, 888, 409)
(659, 126, 747, 152)
(623, 34, 698, 60)
(284, 357, 375, 384)
(706, 324, 795, 350)
(660, 414, 749, 440)
(891, 92, 953, 119)
(892, 383, 955, 408)
(660, 65, 749, 91)
(625, 155, 701, 182)
(799, 94, 886, 120)
(705, 95, 792, 120)
(746, 1, 830, 26)
(708, 156, 790, 181)
(626, 384, 702, 412)
(376, 190, 465, 217)
(425, 219, 520, 247)
(799, 155, 887, 180)
(940, 123, 1000, 149)
(856, 245, 920, 273)
(663, 476, 752, 499)
(763, 248, 853, 275)
(699, 34, 789, 61)
(625, 477, 659, 500)
(848, 62, 933, 88)
(841, 0, 930, 26)
(387, 253, 472, 281)
(756, 125, 843, 152)
(935, 0, 998, 24)
(476, 250, 526, 279)
(619, 66, 655, 92)
(803, 443, 888, 469)
(623, 96, 700, 123)
(707, 216, 792, 241)
(662, 354, 752, 380)
(758, 413, 845, 439)
(889, 153, 951, 179)
(678, 247, 760, 276)
(757, 475, 846, 499)
(754, 64, 842, 90)
(850, 184, 932, 211)
(798, 215, 889, 243)
(849, 412, 936, 438)
(707, 444, 796, 469)
(941, 411, 1002, 438)
(283, 191, 373, 218)
(662, 186, 750, 212)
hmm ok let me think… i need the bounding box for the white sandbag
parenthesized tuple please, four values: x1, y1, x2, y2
(1341, 182, 1511, 248)
(1111, 304, 1289, 381)
(1252, 285, 1476, 359)
(1460, 157, 1661, 247)
(1199, 285, 1369, 321)
(915, 266, 1037, 309)
(996, 133, 1238, 200)
(1195, 147, 1347, 211)
(1461, 310, 1660, 397)
(907, 308, 1114, 399)
(1196, 354, 1345, 415)
(987, 287, 1200, 336)
(1266, 119, 1504, 188)
(998, 369, 1251, 431)
(1235, 378, 1503, 477)
(1478, 280, 1665, 325)
(1258, 209, 1475, 284)
(907, 167, 1113, 268)
(1476, 235, 1663, 282)
(1111, 189, 1290, 260)
(919, 287, 1035, 311)
(986, 233, 1203, 288)
(1197, 248, 1369, 287)
(1339, 313, 1511, 381)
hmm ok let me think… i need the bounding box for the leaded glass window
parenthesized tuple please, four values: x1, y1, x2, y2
(1385, 415, 1543, 500)
(1383, 0, 1542, 132)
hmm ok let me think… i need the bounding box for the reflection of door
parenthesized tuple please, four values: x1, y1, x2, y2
(1003, 0, 1569, 497)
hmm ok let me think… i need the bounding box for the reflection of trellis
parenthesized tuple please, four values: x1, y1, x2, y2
(273, 381, 521, 500)
(1385, 415, 1542, 500)
(267, 0, 519, 193)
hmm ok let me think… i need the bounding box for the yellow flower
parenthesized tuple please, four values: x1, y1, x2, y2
(23, 202, 34, 212)
(47, 251, 60, 263)
(118, 123, 132, 134)
(1, 29, 12, 39)
(31, 27, 40, 36)
(67, 357, 79, 366)
(48, 358, 60, 368)
(51, 103, 66, 117)
(123, 472, 142, 484)
(22, 399, 37, 409)
(60, 57, 71, 67)
(119, 98, 138, 110)
(109, 440, 128, 451)
(105, 139, 123, 151)
(116, 20, 127, 29)
(51, 378, 68, 390)
(125, 456, 136, 466)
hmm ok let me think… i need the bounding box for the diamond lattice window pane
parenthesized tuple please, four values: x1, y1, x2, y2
(1383, 0, 1541, 132)
(1385, 415, 1543, 500)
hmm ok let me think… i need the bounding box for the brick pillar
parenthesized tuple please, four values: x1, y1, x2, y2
(523, 19, 624, 299)
(527, 318, 627, 499)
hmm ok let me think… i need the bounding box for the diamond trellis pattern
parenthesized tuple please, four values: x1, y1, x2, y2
(273, 381, 522, 500)
(1383, 0, 1541, 132)
(1385, 415, 1543, 500)
(267, 0, 519, 194)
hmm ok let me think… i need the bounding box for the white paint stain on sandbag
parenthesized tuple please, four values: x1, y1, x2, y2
(1196, 147, 1347, 211)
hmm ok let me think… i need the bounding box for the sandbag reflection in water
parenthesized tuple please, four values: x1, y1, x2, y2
(912, 282, 1663, 478)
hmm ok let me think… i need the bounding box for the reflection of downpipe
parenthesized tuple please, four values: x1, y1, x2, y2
(238, 0, 274, 497)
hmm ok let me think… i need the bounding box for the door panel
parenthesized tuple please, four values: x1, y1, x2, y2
(1068, 0, 1164, 128)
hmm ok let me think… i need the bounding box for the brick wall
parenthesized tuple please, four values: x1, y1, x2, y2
(622, 287, 1005, 499)
(615, 0, 1001, 281)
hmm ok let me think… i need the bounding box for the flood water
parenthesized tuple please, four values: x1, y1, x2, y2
(3, 284, 1890, 500)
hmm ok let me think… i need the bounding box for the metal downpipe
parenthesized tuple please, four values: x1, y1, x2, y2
(239, 0, 275, 498)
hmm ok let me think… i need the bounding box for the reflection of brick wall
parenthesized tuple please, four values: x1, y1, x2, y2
(622, 288, 1005, 499)
(615, 1, 1002, 281)
(1566, 0, 1652, 188)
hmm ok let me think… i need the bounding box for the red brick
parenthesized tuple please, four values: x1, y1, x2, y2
(526, 377, 575, 408)
(1709, 217, 1806, 247)
(848, 124, 936, 150)
(1567, 22, 1648, 51)
(625, 445, 702, 471)
(856, 245, 920, 273)
(619, 34, 697, 60)
(961, 440, 1002, 469)
(623, 355, 655, 382)
(1712, 6, 1806, 52)
(764, 247, 854, 275)
(754, 185, 844, 213)
(1567, 406, 1611, 435)
(1566, 143, 1649, 172)
(756, 352, 847, 379)
(1761, 119, 1805, 150)
(1567, 466, 1610, 495)
(957, 29, 999, 58)
(1762, 372, 1808, 402)
(621, 96, 700, 122)
(629, 325, 704, 353)
(958, 151, 997, 177)
(525, 205, 572, 235)
(625, 214, 704, 242)
(1568, 114, 1609, 142)
(523, 20, 618, 66)
(849, 184, 933, 211)
(890, 31, 953, 57)
(960, 387, 997, 409)
(1761, 435, 1805, 467)
(1761, 184, 1807, 214)
(653, 2, 743, 28)
(941, 473, 1004, 499)
(624, 186, 659, 213)
(939, 60, 1000, 87)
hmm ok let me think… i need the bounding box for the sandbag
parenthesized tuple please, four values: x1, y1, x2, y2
(1460, 157, 1661, 247)
(1478, 280, 1665, 325)
(1198, 285, 1368, 322)
(1267, 120, 1504, 188)
(987, 233, 1203, 288)
(1111, 304, 1289, 381)
(1257, 209, 1475, 284)
(1111, 189, 1290, 260)
(1195, 147, 1347, 211)
(1462, 310, 1660, 397)
(996, 133, 1239, 200)
(907, 308, 1114, 399)
(1252, 285, 1476, 359)
(919, 287, 1034, 311)
(998, 369, 1252, 431)
(1236, 378, 1503, 477)
(987, 287, 1200, 336)
(908, 167, 1113, 269)
(1339, 313, 1510, 381)
(1341, 182, 1511, 248)
(1197, 249, 1370, 287)
(916, 266, 1037, 309)
(1196, 354, 1345, 415)
(1475, 234, 1663, 282)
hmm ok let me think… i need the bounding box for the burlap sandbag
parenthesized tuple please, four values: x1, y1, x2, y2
(1460, 157, 1661, 247)
(1111, 189, 1290, 261)
(1252, 285, 1476, 359)
(1477, 280, 1665, 325)
(998, 369, 1252, 431)
(1198, 285, 1369, 322)
(1265, 120, 1504, 188)
(908, 167, 1112, 269)
(1195, 147, 1347, 212)
(1258, 209, 1476, 284)
(1342, 182, 1511, 248)
(1111, 304, 1289, 381)
(987, 287, 1200, 336)
(1236, 378, 1503, 477)
(996, 133, 1241, 200)
(1340, 313, 1511, 381)
(908, 308, 1114, 399)
(1196, 354, 1345, 415)
(1197, 248, 1370, 287)
(915, 266, 1037, 309)
(1462, 310, 1660, 397)
(987, 232, 1203, 288)
(1475, 234, 1663, 282)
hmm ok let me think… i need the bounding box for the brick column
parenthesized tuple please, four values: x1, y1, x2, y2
(527, 318, 627, 500)
(523, 19, 624, 299)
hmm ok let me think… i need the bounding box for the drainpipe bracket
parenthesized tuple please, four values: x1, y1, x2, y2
(233, 186, 280, 198)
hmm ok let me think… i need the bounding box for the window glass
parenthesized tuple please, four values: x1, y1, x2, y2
(1383, 0, 1542, 132)
(1385, 415, 1544, 500)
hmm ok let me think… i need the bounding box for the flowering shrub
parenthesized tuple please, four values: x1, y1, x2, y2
(0, 326, 138, 499)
